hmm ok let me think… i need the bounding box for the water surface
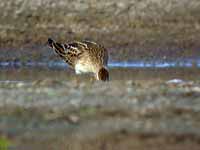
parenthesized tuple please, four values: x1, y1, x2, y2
(0, 58, 200, 69)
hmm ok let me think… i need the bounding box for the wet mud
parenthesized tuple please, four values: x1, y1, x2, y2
(0, 67, 200, 150)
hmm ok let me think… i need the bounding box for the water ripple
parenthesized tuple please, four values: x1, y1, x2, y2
(0, 59, 199, 69)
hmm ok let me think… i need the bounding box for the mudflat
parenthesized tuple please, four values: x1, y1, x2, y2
(0, 0, 200, 62)
(0, 67, 200, 150)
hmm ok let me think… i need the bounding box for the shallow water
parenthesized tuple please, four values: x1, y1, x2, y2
(0, 59, 200, 69)
(0, 66, 200, 82)
(0, 59, 199, 81)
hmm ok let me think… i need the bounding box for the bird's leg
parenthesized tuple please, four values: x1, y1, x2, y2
(74, 74, 81, 87)
(89, 75, 96, 83)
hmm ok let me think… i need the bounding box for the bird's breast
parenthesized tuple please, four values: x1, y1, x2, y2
(75, 62, 94, 74)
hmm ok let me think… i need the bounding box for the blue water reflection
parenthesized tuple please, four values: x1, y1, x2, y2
(0, 59, 200, 69)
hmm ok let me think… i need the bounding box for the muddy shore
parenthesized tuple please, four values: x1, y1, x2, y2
(0, 0, 200, 61)
(0, 68, 200, 149)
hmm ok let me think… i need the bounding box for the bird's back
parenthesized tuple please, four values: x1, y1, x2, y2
(79, 40, 108, 66)
(48, 38, 108, 72)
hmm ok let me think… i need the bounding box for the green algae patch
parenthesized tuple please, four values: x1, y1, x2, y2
(0, 137, 11, 150)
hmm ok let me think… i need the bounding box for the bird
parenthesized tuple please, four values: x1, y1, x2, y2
(47, 38, 109, 81)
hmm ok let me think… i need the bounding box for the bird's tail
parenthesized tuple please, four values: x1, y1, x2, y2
(47, 38, 66, 59)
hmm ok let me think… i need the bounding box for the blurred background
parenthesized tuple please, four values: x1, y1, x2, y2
(0, 0, 200, 62)
(0, 0, 200, 150)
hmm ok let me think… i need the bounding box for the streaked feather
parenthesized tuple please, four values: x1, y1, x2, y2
(47, 38, 109, 80)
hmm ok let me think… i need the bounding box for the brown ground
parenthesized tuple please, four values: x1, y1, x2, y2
(0, 0, 200, 61)
(0, 68, 200, 150)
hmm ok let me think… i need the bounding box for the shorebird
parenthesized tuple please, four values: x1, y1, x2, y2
(47, 38, 109, 81)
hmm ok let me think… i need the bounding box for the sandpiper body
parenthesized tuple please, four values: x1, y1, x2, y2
(48, 38, 109, 81)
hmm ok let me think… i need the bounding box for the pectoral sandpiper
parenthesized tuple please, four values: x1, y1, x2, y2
(47, 38, 109, 81)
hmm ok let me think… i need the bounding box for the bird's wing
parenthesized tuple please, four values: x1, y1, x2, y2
(48, 38, 85, 67)
(63, 41, 87, 67)
(80, 40, 109, 66)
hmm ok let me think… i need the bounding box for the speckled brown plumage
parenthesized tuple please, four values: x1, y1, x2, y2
(48, 38, 109, 81)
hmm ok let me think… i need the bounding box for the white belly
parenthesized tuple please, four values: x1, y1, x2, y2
(75, 63, 93, 74)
